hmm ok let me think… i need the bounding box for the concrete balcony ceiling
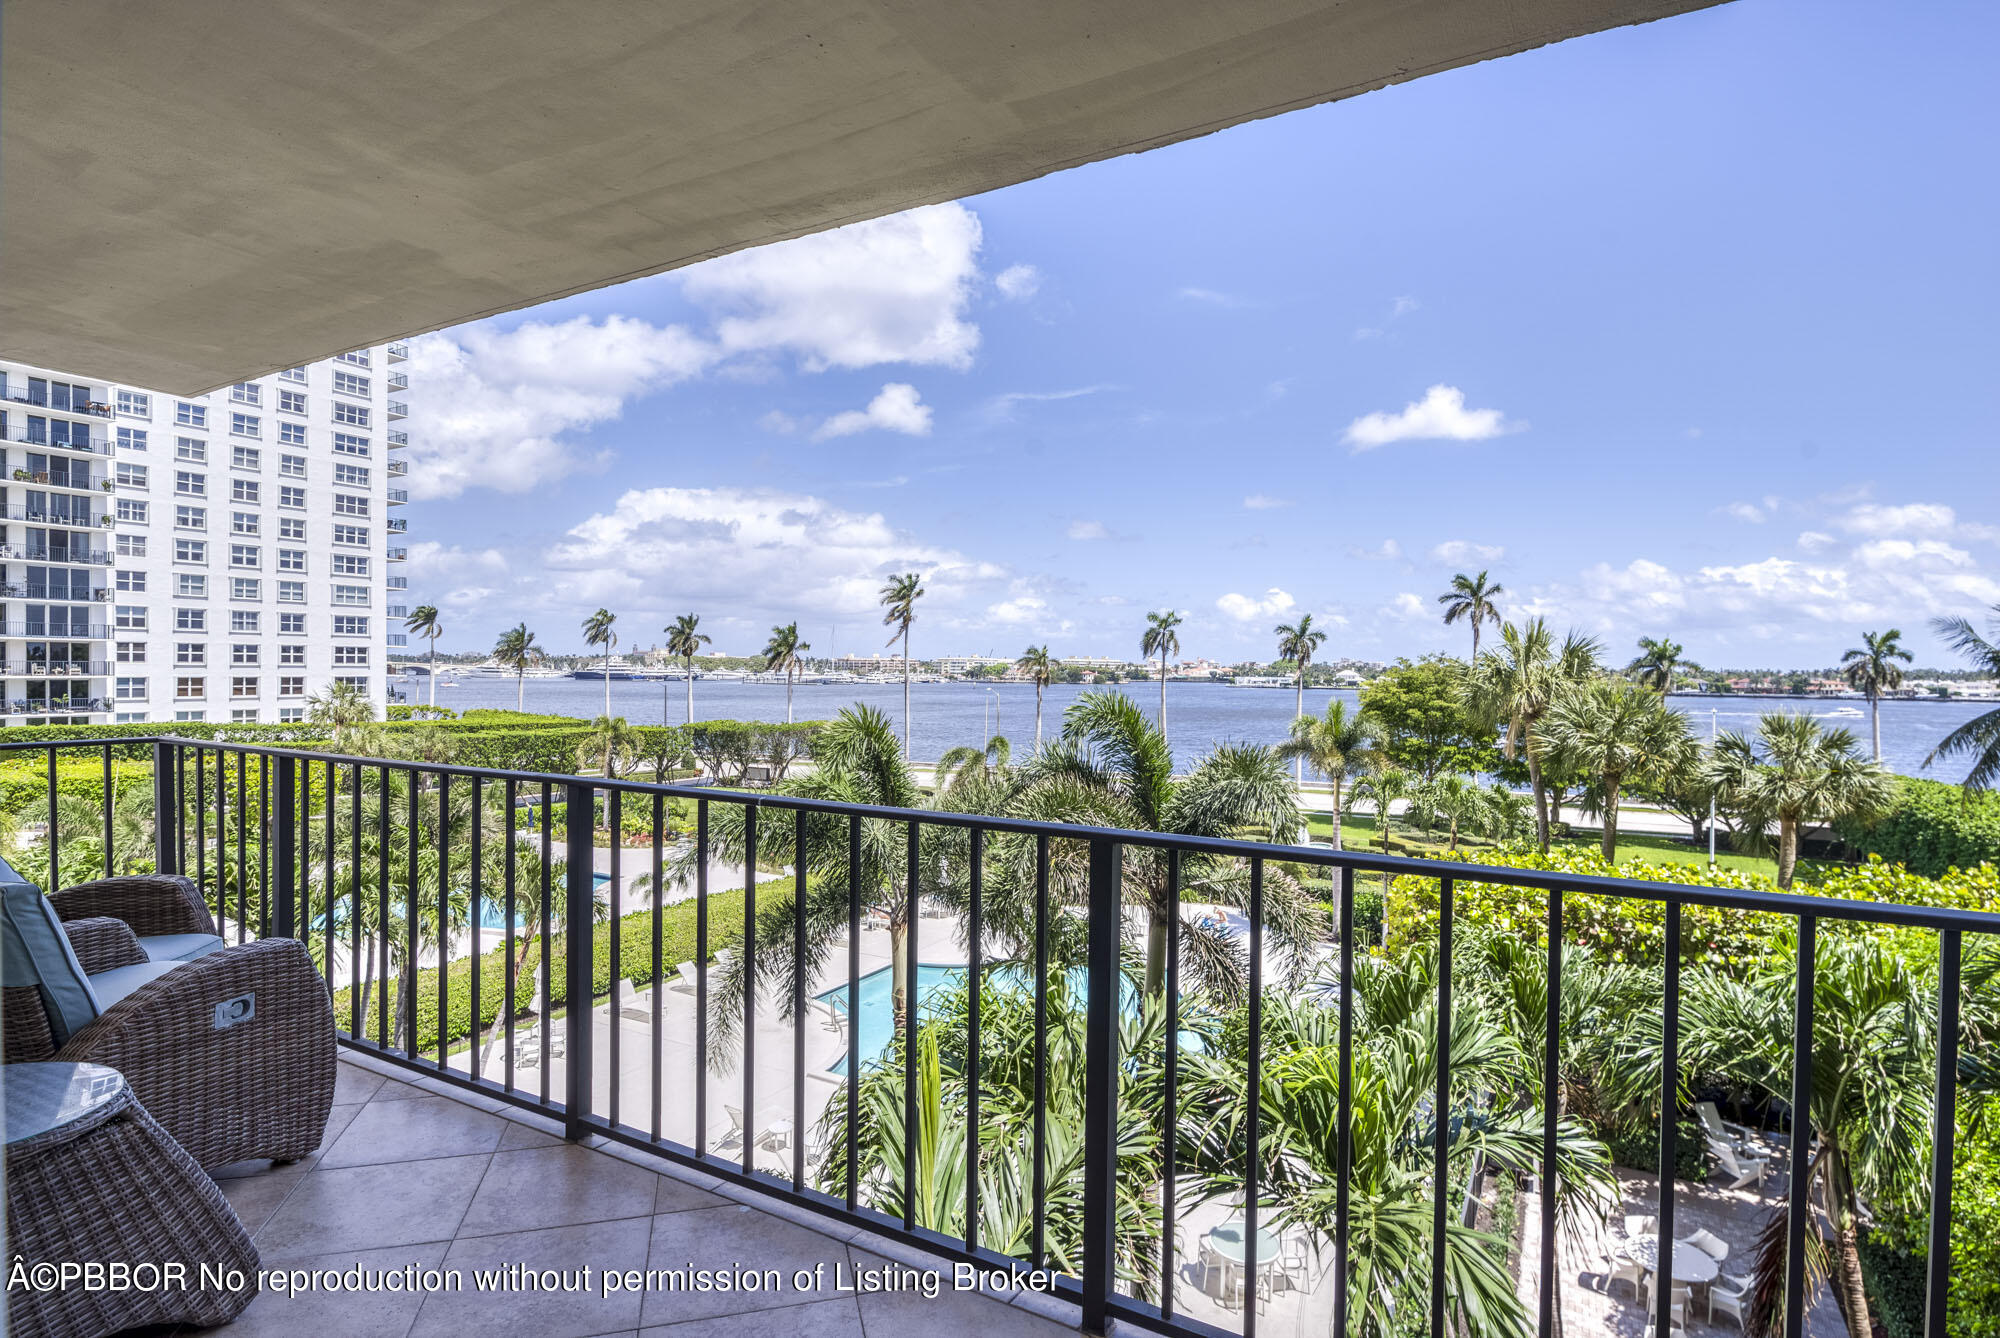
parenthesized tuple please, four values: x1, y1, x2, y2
(3, 0, 1719, 395)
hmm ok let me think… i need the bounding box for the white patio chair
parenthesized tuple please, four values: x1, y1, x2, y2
(1640, 1277, 1691, 1327)
(1604, 1252, 1646, 1300)
(1279, 1231, 1312, 1291)
(1709, 1137, 1768, 1190)
(1696, 1100, 1757, 1148)
(669, 960, 701, 993)
(1624, 1213, 1658, 1239)
(1684, 1227, 1729, 1263)
(716, 1104, 746, 1152)
(1708, 1273, 1751, 1329)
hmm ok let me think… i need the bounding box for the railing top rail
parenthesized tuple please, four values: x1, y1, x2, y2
(25, 733, 1995, 933)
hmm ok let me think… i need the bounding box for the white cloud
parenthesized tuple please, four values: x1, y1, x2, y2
(1430, 540, 1505, 565)
(681, 202, 984, 372)
(1067, 520, 1110, 541)
(758, 409, 799, 435)
(994, 264, 1042, 301)
(1797, 530, 1836, 552)
(1216, 588, 1297, 622)
(1176, 287, 1249, 308)
(1720, 501, 1767, 523)
(1839, 502, 1961, 539)
(812, 383, 933, 441)
(987, 595, 1048, 624)
(1388, 592, 1428, 620)
(1243, 494, 1291, 510)
(1347, 539, 1404, 562)
(1342, 385, 1522, 451)
(984, 385, 1112, 423)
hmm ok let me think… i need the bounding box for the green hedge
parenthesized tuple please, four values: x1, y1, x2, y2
(1595, 1117, 1708, 1182)
(0, 759, 153, 811)
(1836, 776, 2000, 878)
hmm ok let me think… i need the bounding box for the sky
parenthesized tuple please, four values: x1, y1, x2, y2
(402, 0, 2000, 671)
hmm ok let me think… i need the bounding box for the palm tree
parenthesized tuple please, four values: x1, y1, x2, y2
(306, 680, 376, 752)
(1437, 569, 1505, 660)
(1707, 711, 1894, 887)
(404, 605, 442, 707)
(1465, 618, 1600, 852)
(1274, 614, 1328, 783)
(1014, 645, 1056, 747)
(1624, 635, 1686, 693)
(1140, 610, 1182, 743)
(1840, 628, 1912, 762)
(581, 608, 618, 717)
(578, 715, 638, 830)
(762, 621, 810, 723)
(1537, 677, 1695, 861)
(1272, 700, 1376, 850)
(936, 735, 1011, 796)
(880, 572, 925, 758)
(665, 613, 710, 725)
(1346, 765, 1413, 857)
(492, 623, 541, 711)
(1927, 603, 2000, 791)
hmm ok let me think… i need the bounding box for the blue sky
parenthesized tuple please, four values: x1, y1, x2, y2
(405, 0, 2000, 669)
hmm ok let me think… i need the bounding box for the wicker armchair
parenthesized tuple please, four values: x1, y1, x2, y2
(0, 862, 336, 1172)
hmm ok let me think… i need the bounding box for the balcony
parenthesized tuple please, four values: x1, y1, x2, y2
(387, 517, 408, 533)
(2, 661, 112, 678)
(2, 393, 111, 420)
(0, 583, 109, 601)
(386, 575, 408, 590)
(387, 400, 408, 420)
(0, 735, 1985, 1337)
(387, 603, 409, 618)
(0, 696, 110, 715)
(0, 506, 105, 526)
(0, 424, 109, 454)
(0, 544, 114, 566)
(388, 487, 409, 505)
(388, 458, 408, 476)
(388, 430, 409, 448)
(387, 341, 410, 362)
(387, 546, 407, 560)
(0, 621, 111, 637)
(7, 469, 101, 494)
(388, 372, 410, 392)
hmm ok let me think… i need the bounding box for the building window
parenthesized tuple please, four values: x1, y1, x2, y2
(332, 432, 370, 457)
(117, 390, 151, 416)
(231, 511, 259, 535)
(279, 644, 306, 666)
(174, 710, 206, 722)
(176, 677, 205, 700)
(333, 463, 370, 488)
(333, 371, 371, 397)
(336, 350, 370, 367)
(279, 455, 307, 478)
(331, 554, 369, 577)
(331, 584, 370, 606)
(334, 676, 369, 694)
(278, 389, 307, 415)
(229, 544, 260, 568)
(115, 463, 148, 488)
(230, 383, 261, 405)
(279, 486, 307, 509)
(230, 412, 260, 438)
(231, 708, 259, 722)
(232, 676, 258, 699)
(115, 533, 147, 558)
(114, 605, 147, 630)
(278, 706, 304, 722)
(277, 581, 306, 603)
(176, 437, 207, 462)
(279, 613, 306, 635)
(333, 646, 369, 667)
(175, 505, 206, 530)
(115, 499, 149, 524)
(278, 676, 305, 697)
(231, 577, 260, 601)
(174, 470, 206, 496)
(333, 524, 368, 545)
(279, 517, 307, 541)
(116, 642, 145, 662)
(278, 549, 306, 573)
(331, 402, 369, 428)
(333, 615, 370, 636)
(231, 643, 260, 666)
(332, 494, 367, 517)
(116, 677, 147, 701)
(231, 611, 260, 633)
(176, 574, 207, 598)
(115, 570, 146, 592)
(115, 712, 146, 724)
(231, 445, 260, 471)
(175, 608, 207, 632)
(175, 402, 206, 428)
(115, 426, 148, 451)
(175, 643, 206, 666)
(278, 421, 307, 447)
(232, 479, 261, 504)
(174, 539, 207, 564)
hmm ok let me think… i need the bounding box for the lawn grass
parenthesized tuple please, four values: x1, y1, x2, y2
(1304, 810, 1785, 879)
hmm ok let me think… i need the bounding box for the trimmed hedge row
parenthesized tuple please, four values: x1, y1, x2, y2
(1836, 776, 2000, 879)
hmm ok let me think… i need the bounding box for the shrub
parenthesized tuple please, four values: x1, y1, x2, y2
(1593, 1116, 1708, 1182)
(1836, 776, 2000, 878)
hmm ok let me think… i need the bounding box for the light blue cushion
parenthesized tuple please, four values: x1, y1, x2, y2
(87, 960, 181, 1009)
(138, 933, 226, 962)
(0, 871, 99, 1047)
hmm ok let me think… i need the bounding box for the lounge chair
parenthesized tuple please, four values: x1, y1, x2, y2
(0, 859, 335, 1171)
(1697, 1100, 1757, 1148)
(1709, 1137, 1768, 1190)
(1708, 1274, 1751, 1329)
(669, 960, 701, 993)
(1684, 1227, 1730, 1263)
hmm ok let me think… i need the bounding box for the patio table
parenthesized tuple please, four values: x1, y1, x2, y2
(1628, 1234, 1720, 1286)
(1206, 1218, 1282, 1265)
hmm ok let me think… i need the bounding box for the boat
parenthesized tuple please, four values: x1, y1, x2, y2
(1230, 676, 1294, 688)
(1825, 706, 1865, 718)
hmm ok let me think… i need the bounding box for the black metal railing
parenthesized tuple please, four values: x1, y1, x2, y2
(7, 734, 1990, 1338)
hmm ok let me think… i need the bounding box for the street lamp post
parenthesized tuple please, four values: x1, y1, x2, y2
(983, 687, 1000, 744)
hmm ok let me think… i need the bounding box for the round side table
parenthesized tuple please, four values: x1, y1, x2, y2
(5, 1062, 260, 1338)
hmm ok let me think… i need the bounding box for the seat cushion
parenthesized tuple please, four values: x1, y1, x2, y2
(138, 932, 227, 962)
(87, 960, 182, 1009)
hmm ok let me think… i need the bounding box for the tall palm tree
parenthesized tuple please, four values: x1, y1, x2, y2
(1346, 764, 1413, 857)
(1274, 613, 1328, 783)
(1537, 677, 1695, 861)
(306, 680, 377, 752)
(1624, 635, 1686, 693)
(936, 735, 1011, 796)
(492, 622, 541, 711)
(1927, 603, 2000, 792)
(1272, 700, 1376, 849)
(1840, 628, 1912, 762)
(666, 613, 710, 725)
(1140, 609, 1182, 743)
(880, 572, 925, 758)
(1464, 619, 1600, 852)
(762, 621, 810, 723)
(581, 608, 618, 717)
(578, 715, 638, 829)
(1707, 711, 1894, 887)
(1437, 569, 1505, 660)
(404, 605, 443, 707)
(1014, 645, 1056, 747)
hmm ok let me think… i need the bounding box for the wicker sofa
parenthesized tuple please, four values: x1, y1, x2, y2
(0, 861, 336, 1171)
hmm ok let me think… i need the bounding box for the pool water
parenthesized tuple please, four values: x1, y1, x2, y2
(474, 872, 612, 933)
(815, 963, 1134, 1076)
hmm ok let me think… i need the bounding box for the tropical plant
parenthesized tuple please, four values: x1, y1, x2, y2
(666, 613, 710, 725)
(1707, 711, 1894, 887)
(581, 607, 618, 717)
(1141, 610, 1182, 743)
(305, 680, 377, 752)
(1358, 657, 1486, 783)
(1624, 635, 1686, 693)
(880, 572, 925, 757)
(1841, 628, 1913, 762)
(936, 734, 1011, 797)
(1928, 603, 2000, 792)
(577, 715, 638, 829)
(1274, 613, 1329, 782)
(1272, 700, 1376, 849)
(1465, 619, 1601, 852)
(1537, 677, 1696, 862)
(404, 604, 443, 708)
(1407, 774, 1489, 852)
(1014, 645, 1056, 747)
(762, 621, 811, 724)
(493, 622, 542, 711)
(1437, 569, 1505, 659)
(1346, 765, 1414, 857)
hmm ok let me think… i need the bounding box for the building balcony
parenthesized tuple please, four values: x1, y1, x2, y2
(387, 372, 410, 392)
(0, 696, 110, 715)
(2, 393, 110, 419)
(0, 583, 109, 601)
(387, 458, 408, 476)
(2, 661, 112, 678)
(0, 507, 107, 527)
(386, 604, 408, 618)
(0, 425, 110, 454)
(386, 545, 407, 561)
(0, 544, 113, 566)
(0, 621, 111, 637)
(386, 632, 408, 647)
(6, 469, 101, 494)
(386, 575, 408, 590)
(388, 487, 409, 505)
(387, 430, 409, 448)
(386, 341, 410, 362)
(387, 517, 408, 534)
(387, 400, 408, 420)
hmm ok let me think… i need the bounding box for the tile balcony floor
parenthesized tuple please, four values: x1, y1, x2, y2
(169, 1050, 1084, 1338)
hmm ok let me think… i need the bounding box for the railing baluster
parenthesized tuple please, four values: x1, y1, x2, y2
(1335, 864, 1355, 1338)
(540, 780, 553, 1104)
(609, 788, 622, 1127)
(193, 746, 205, 905)
(349, 762, 362, 1038)
(1540, 885, 1562, 1338)
(272, 754, 294, 941)
(651, 793, 664, 1143)
(562, 779, 594, 1137)
(218, 747, 228, 941)
(1245, 855, 1265, 1338)
(504, 778, 517, 1091)
(1162, 849, 1181, 1320)
(235, 753, 247, 944)
(902, 816, 919, 1228)
(101, 745, 114, 880)
(406, 773, 419, 1061)
(437, 772, 451, 1073)
(846, 812, 861, 1213)
(257, 757, 269, 939)
(696, 798, 709, 1158)
(1032, 831, 1049, 1269)
(1655, 897, 1681, 1336)
(44, 747, 58, 888)
(1433, 874, 1454, 1336)
(965, 825, 983, 1252)
(469, 776, 482, 1078)
(324, 759, 335, 997)
(152, 740, 181, 877)
(743, 802, 760, 1177)
(793, 808, 807, 1191)
(298, 756, 311, 957)
(1784, 916, 1816, 1338)
(1080, 837, 1121, 1334)
(377, 767, 390, 1047)
(1924, 928, 1961, 1338)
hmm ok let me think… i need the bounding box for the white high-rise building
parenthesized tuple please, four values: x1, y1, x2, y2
(0, 347, 407, 725)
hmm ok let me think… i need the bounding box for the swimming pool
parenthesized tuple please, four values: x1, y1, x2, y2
(814, 962, 1132, 1076)
(474, 872, 612, 932)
